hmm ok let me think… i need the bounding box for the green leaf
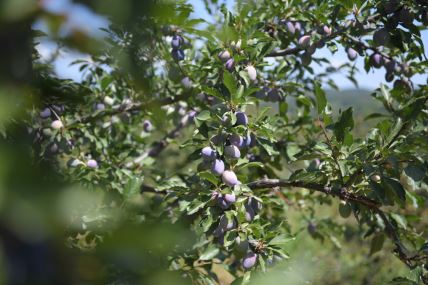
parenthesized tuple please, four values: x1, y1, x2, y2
(198, 171, 218, 186)
(238, 161, 264, 170)
(268, 234, 295, 246)
(223, 71, 238, 100)
(369, 234, 385, 255)
(383, 177, 406, 204)
(333, 107, 354, 143)
(199, 244, 219, 260)
(197, 110, 211, 121)
(314, 82, 327, 114)
(123, 177, 143, 198)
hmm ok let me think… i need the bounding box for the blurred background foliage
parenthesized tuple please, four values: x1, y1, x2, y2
(0, 0, 426, 284)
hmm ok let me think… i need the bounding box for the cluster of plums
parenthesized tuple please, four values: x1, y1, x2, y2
(199, 110, 263, 269)
(39, 105, 100, 169)
(171, 34, 188, 61)
(218, 48, 257, 82)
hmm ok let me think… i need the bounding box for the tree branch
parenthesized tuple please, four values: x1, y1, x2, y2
(247, 179, 381, 209)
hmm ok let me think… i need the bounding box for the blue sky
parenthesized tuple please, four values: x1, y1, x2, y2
(36, 0, 427, 89)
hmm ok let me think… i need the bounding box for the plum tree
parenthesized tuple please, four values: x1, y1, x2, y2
(17, 0, 428, 284)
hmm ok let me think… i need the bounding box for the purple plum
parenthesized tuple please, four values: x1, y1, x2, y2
(211, 133, 226, 146)
(235, 111, 248, 126)
(95, 103, 105, 111)
(370, 53, 383, 68)
(201, 146, 216, 161)
(298, 35, 311, 48)
(285, 21, 295, 34)
(242, 252, 257, 270)
(254, 87, 269, 99)
(171, 35, 183, 49)
(244, 204, 255, 222)
(243, 133, 252, 147)
(211, 159, 225, 176)
(294, 22, 302, 33)
(222, 170, 239, 187)
(40, 107, 51, 118)
(171, 49, 185, 61)
(143, 120, 153, 132)
(346, 47, 358, 61)
(181, 77, 192, 89)
(87, 159, 98, 168)
(219, 215, 236, 231)
(385, 72, 394, 82)
(224, 193, 236, 203)
(225, 58, 235, 71)
(224, 145, 241, 159)
(230, 134, 244, 148)
(218, 50, 231, 62)
(323, 25, 332, 35)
